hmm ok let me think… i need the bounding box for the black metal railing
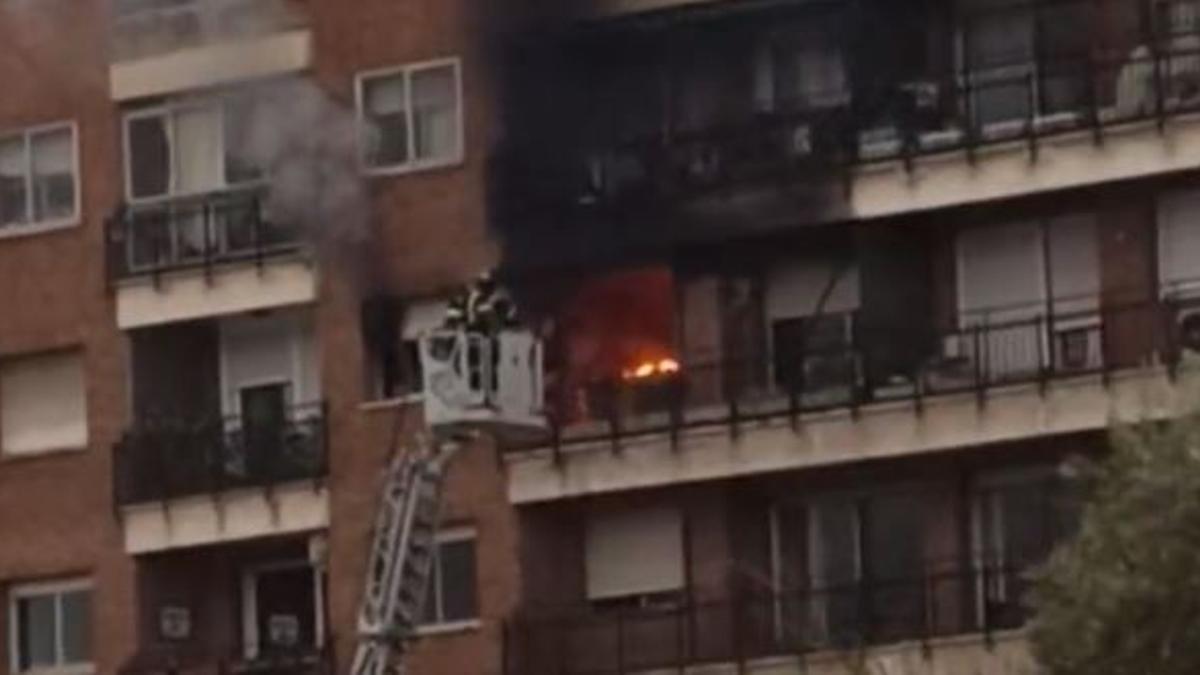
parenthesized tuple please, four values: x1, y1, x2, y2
(523, 291, 1197, 455)
(106, 186, 306, 283)
(120, 643, 333, 675)
(112, 401, 327, 505)
(503, 0, 1200, 217)
(504, 562, 1035, 675)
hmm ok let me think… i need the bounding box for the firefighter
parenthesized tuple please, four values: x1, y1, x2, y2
(465, 270, 517, 334)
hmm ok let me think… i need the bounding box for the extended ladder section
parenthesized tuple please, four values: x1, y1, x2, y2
(351, 435, 460, 675)
(351, 326, 546, 675)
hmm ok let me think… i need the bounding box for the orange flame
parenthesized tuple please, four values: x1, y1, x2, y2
(622, 357, 681, 381)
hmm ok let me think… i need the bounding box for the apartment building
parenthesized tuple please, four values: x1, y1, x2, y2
(1, 0, 508, 673)
(494, 0, 1200, 673)
(1, 0, 1198, 674)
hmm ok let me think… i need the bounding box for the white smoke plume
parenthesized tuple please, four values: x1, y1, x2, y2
(114, 0, 375, 249)
(235, 78, 372, 248)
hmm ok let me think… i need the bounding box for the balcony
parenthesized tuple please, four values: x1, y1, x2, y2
(505, 293, 1196, 502)
(109, 0, 311, 101)
(113, 401, 326, 505)
(498, 0, 1200, 259)
(505, 563, 1035, 675)
(107, 188, 317, 329)
(122, 535, 330, 674)
(107, 187, 303, 282)
(113, 402, 328, 554)
(121, 646, 332, 675)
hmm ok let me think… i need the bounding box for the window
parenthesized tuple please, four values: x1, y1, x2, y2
(358, 59, 463, 172)
(956, 215, 1100, 376)
(362, 298, 446, 401)
(9, 580, 92, 674)
(1, 350, 88, 456)
(420, 529, 479, 629)
(0, 124, 77, 232)
(124, 98, 261, 202)
(973, 470, 1076, 628)
(756, 27, 849, 112)
(765, 259, 860, 397)
(1158, 188, 1200, 296)
(585, 507, 684, 606)
(805, 491, 933, 645)
(959, 0, 1090, 128)
(241, 562, 322, 659)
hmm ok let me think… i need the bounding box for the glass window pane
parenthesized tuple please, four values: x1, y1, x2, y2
(363, 74, 409, 167)
(31, 129, 74, 222)
(0, 136, 28, 226)
(60, 590, 91, 665)
(438, 539, 478, 623)
(412, 65, 459, 162)
(224, 97, 263, 186)
(16, 595, 57, 671)
(421, 558, 439, 624)
(173, 106, 223, 194)
(808, 499, 859, 645)
(128, 116, 169, 199)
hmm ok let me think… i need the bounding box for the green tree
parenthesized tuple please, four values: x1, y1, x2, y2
(1031, 413, 1200, 675)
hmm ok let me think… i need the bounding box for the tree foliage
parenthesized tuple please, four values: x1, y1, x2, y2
(1031, 413, 1200, 675)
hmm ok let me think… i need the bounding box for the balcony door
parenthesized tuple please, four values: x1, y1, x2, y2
(241, 561, 323, 661)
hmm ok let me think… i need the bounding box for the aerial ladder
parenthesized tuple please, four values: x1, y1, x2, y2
(350, 326, 544, 675)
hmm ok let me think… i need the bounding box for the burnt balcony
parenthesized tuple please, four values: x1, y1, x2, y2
(106, 187, 306, 283)
(519, 292, 1198, 458)
(497, 0, 1200, 257)
(504, 561, 1034, 675)
(113, 401, 327, 506)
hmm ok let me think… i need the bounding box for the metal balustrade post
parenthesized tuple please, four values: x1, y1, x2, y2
(253, 192, 265, 273)
(973, 324, 985, 407)
(669, 375, 682, 452)
(980, 563, 994, 648)
(1026, 71, 1039, 161)
(203, 200, 214, 284)
(616, 609, 625, 675)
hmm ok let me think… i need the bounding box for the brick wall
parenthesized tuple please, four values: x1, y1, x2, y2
(0, 0, 135, 673)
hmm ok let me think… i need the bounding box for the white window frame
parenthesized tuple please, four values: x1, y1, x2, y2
(239, 560, 325, 661)
(355, 57, 465, 176)
(8, 578, 93, 675)
(0, 121, 81, 239)
(121, 99, 262, 206)
(969, 466, 1057, 613)
(416, 526, 481, 635)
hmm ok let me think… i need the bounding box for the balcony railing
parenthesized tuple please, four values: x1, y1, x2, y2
(504, 562, 1034, 675)
(111, 0, 307, 62)
(106, 186, 306, 283)
(522, 291, 1197, 456)
(502, 0, 1200, 218)
(112, 401, 327, 505)
(120, 644, 333, 675)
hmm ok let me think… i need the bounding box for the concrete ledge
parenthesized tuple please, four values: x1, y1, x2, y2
(851, 114, 1200, 220)
(121, 481, 328, 554)
(631, 630, 1032, 675)
(115, 259, 317, 329)
(110, 29, 311, 102)
(507, 365, 1195, 504)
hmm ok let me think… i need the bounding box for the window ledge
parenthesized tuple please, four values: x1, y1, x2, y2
(414, 618, 482, 637)
(359, 394, 425, 412)
(0, 445, 88, 464)
(17, 664, 95, 675)
(0, 218, 81, 241)
(362, 154, 465, 179)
